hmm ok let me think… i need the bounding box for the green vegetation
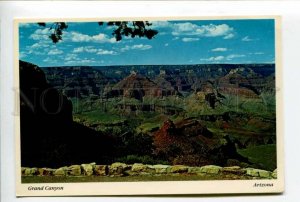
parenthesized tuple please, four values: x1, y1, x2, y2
(184, 93, 275, 118)
(74, 110, 125, 124)
(136, 122, 161, 133)
(116, 155, 168, 165)
(237, 144, 277, 171)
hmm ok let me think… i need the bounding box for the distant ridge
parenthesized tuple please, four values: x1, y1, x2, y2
(41, 63, 275, 69)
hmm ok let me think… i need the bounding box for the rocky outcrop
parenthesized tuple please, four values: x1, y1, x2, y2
(37, 168, 55, 176)
(170, 165, 189, 173)
(217, 68, 262, 98)
(81, 163, 95, 176)
(68, 165, 81, 176)
(22, 167, 38, 176)
(152, 164, 170, 174)
(43, 66, 110, 98)
(109, 162, 131, 176)
(20, 60, 73, 122)
(21, 162, 277, 179)
(105, 73, 177, 100)
(19, 60, 119, 168)
(54, 167, 67, 176)
(154, 71, 183, 94)
(153, 119, 246, 167)
(198, 165, 223, 174)
(94, 165, 108, 176)
(245, 168, 273, 178)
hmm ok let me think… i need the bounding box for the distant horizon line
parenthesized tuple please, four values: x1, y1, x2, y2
(38, 62, 275, 68)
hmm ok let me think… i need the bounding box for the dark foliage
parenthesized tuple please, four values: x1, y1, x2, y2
(108, 21, 158, 41)
(38, 21, 158, 43)
(38, 22, 68, 43)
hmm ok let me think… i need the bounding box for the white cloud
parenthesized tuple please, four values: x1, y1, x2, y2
(66, 31, 117, 43)
(97, 49, 117, 55)
(31, 43, 42, 49)
(132, 44, 152, 50)
(182, 38, 199, 42)
(25, 41, 54, 56)
(242, 36, 254, 41)
(121, 44, 152, 52)
(81, 59, 96, 64)
(120, 46, 130, 51)
(152, 21, 235, 39)
(68, 32, 91, 42)
(92, 33, 116, 43)
(201, 56, 225, 62)
(64, 58, 96, 65)
(158, 32, 167, 36)
(73, 46, 98, 53)
(73, 46, 116, 55)
(73, 47, 84, 53)
(28, 49, 45, 55)
(151, 21, 172, 28)
(211, 56, 225, 61)
(105, 26, 115, 30)
(30, 28, 52, 40)
(48, 49, 63, 55)
(172, 23, 234, 39)
(223, 33, 234, 39)
(249, 52, 264, 55)
(43, 57, 51, 62)
(19, 52, 27, 59)
(19, 23, 31, 28)
(25, 42, 49, 56)
(65, 54, 78, 61)
(211, 48, 227, 52)
(43, 57, 57, 64)
(64, 60, 76, 65)
(202, 24, 233, 37)
(30, 42, 50, 49)
(172, 22, 199, 35)
(266, 60, 275, 64)
(226, 54, 246, 60)
(202, 54, 246, 62)
(19, 23, 38, 28)
(30, 29, 117, 45)
(64, 54, 99, 65)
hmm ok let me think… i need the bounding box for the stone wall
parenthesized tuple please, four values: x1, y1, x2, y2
(21, 162, 277, 179)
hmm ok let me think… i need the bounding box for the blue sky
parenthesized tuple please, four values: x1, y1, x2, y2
(19, 19, 275, 67)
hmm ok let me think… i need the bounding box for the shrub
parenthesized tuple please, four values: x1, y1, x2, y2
(116, 155, 168, 165)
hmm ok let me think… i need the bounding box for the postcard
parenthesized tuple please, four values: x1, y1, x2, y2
(15, 16, 284, 196)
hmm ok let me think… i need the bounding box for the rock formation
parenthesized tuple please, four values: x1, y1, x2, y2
(217, 69, 260, 98)
(153, 119, 247, 166)
(19, 60, 118, 168)
(105, 73, 177, 100)
(43, 66, 110, 98)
